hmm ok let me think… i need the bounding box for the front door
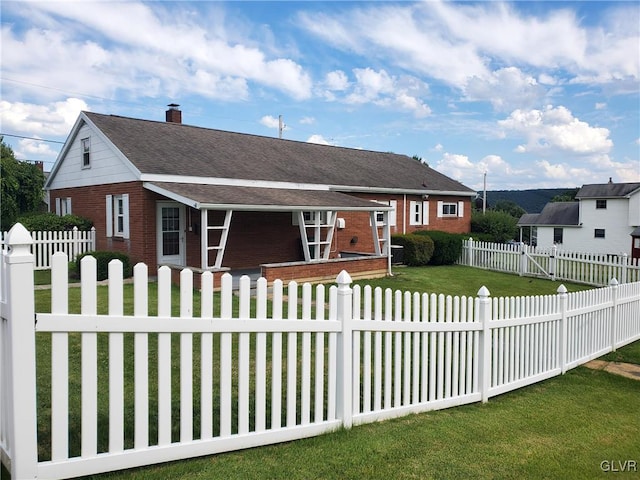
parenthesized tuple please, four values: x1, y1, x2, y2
(157, 202, 185, 265)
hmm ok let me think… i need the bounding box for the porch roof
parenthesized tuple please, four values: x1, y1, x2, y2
(144, 182, 392, 211)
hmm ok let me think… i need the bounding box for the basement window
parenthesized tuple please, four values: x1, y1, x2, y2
(594, 229, 605, 239)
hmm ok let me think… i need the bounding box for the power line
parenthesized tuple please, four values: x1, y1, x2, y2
(0, 133, 65, 144)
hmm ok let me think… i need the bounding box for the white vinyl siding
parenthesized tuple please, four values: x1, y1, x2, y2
(106, 194, 130, 239)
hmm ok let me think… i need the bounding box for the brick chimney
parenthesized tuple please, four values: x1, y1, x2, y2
(166, 103, 182, 124)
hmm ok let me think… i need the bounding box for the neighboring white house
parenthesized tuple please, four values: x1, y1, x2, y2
(518, 181, 640, 258)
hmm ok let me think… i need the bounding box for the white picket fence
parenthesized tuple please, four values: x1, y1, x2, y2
(1, 226, 95, 270)
(2, 223, 640, 480)
(459, 238, 640, 286)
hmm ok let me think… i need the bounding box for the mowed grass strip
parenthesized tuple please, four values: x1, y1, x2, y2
(75, 355, 639, 480)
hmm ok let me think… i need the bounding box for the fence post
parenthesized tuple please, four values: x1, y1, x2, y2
(609, 278, 619, 352)
(468, 237, 474, 268)
(557, 284, 568, 374)
(621, 254, 628, 285)
(71, 226, 79, 260)
(477, 286, 491, 403)
(550, 245, 557, 281)
(336, 270, 353, 429)
(519, 242, 527, 277)
(90, 226, 97, 252)
(2, 223, 38, 479)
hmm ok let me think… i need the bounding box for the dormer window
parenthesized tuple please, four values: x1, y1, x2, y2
(81, 137, 91, 168)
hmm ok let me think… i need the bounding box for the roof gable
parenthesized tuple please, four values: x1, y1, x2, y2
(517, 202, 580, 226)
(82, 112, 474, 195)
(576, 182, 640, 199)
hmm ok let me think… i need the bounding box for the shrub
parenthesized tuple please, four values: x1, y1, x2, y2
(75, 251, 132, 281)
(391, 234, 435, 266)
(415, 230, 464, 265)
(471, 210, 517, 243)
(16, 212, 93, 232)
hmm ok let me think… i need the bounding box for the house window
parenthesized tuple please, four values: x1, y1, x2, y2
(55, 197, 72, 216)
(553, 228, 563, 244)
(81, 137, 91, 168)
(409, 200, 429, 226)
(372, 200, 397, 227)
(106, 194, 129, 239)
(596, 199, 607, 209)
(442, 203, 457, 216)
(594, 229, 605, 239)
(437, 201, 464, 218)
(292, 211, 332, 226)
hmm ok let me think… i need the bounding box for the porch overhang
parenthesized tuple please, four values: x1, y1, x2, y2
(144, 182, 393, 274)
(143, 182, 391, 212)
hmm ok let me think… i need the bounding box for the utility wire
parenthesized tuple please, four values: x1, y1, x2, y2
(0, 133, 65, 144)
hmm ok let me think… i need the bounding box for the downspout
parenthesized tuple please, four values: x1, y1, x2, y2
(403, 194, 407, 234)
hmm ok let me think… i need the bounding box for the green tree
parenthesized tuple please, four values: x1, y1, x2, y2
(551, 188, 579, 202)
(471, 210, 518, 243)
(493, 200, 526, 218)
(1, 141, 46, 229)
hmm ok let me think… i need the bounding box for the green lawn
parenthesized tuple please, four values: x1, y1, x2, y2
(3, 266, 635, 480)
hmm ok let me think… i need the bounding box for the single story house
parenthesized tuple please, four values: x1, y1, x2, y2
(45, 106, 476, 284)
(518, 181, 640, 258)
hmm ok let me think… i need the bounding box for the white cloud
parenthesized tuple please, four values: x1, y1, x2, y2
(595, 102, 607, 110)
(498, 105, 613, 154)
(325, 71, 350, 91)
(259, 115, 281, 129)
(299, 116, 315, 125)
(464, 67, 545, 111)
(307, 134, 331, 145)
(0, 98, 89, 137)
(1, 2, 313, 103)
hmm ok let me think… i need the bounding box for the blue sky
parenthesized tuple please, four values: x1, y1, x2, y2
(1, 1, 638, 191)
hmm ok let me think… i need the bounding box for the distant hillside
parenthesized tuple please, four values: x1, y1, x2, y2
(484, 188, 574, 214)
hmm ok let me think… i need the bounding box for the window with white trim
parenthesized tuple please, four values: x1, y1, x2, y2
(596, 199, 607, 209)
(437, 200, 465, 218)
(292, 211, 332, 226)
(106, 194, 130, 239)
(55, 197, 72, 216)
(81, 137, 91, 168)
(372, 200, 397, 226)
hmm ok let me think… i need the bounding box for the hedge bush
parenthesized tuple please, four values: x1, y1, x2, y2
(16, 212, 93, 232)
(391, 234, 435, 266)
(75, 251, 132, 281)
(414, 230, 465, 266)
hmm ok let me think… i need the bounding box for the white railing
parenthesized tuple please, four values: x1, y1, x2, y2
(1, 226, 96, 270)
(2, 223, 639, 480)
(459, 238, 640, 286)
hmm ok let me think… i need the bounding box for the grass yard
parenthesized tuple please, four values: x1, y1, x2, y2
(81, 358, 639, 480)
(3, 266, 634, 480)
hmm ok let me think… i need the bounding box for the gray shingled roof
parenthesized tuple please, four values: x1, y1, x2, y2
(517, 202, 580, 226)
(84, 112, 475, 194)
(145, 182, 388, 210)
(576, 182, 640, 199)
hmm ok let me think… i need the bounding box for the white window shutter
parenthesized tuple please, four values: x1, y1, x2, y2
(389, 200, 397, 226)
(458, 201, 464, 217)
(55, 198, 61, 216)
(422, 201, 429, 225)
(437, 201, 444, 218)
(106, 195, 113, 237)
(122, 194, 130, 239)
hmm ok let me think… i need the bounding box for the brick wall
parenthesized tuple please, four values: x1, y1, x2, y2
(49, 182, 161, 267)
(261, 256, 388, 284)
